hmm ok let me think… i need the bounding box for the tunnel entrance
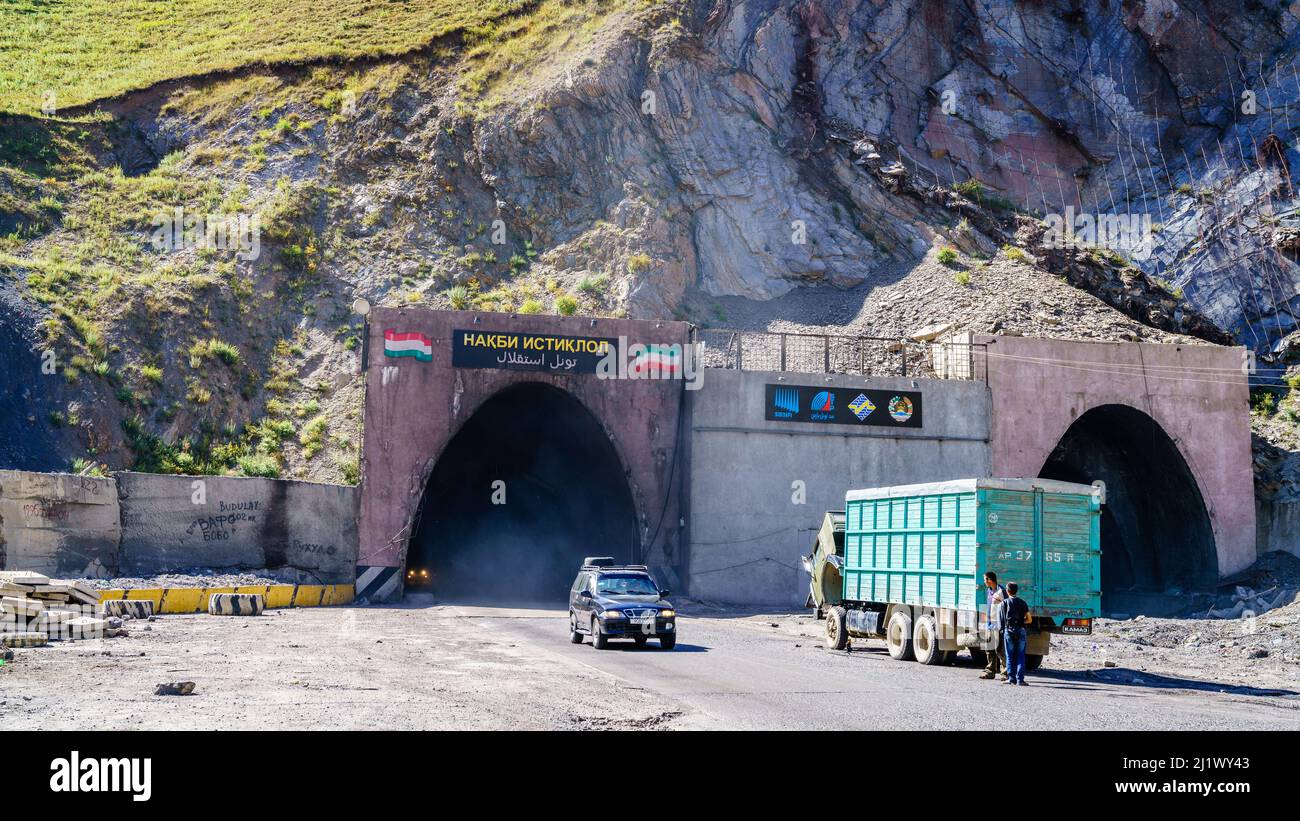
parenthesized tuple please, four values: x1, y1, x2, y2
(406, 382, 639, 602)
(1038, 404, 1217, 615)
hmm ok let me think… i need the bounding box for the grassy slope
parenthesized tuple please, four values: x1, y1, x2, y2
(0, 0, 636, 480)
(0, 0, 534, 114)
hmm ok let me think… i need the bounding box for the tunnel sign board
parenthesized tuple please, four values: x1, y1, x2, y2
(764, 384, 923, 428)
(452, 329, 618, 374)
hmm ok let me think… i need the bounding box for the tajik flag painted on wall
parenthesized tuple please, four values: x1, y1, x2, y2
(383, 329, 433, 362)
(630, 344, 681, 375)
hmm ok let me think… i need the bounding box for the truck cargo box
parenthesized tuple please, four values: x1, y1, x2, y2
(841, 478, 1102, 627)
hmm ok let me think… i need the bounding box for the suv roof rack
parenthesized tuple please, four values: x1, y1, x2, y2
(581, 563, 650, 573)
(582, 556, 616, 567)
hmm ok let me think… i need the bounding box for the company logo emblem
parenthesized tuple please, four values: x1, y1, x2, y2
(811, 391, 835, 412)
(849, 393, 876, 421)
(888, 395, 914, 423)
(772, 387, 799, 417)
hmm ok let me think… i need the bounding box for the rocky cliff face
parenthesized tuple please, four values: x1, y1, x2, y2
(1, 0, 1297, 478)
(429, 0, 1300, 341)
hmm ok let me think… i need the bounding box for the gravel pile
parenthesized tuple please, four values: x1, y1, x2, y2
(72, 570, 297, 590)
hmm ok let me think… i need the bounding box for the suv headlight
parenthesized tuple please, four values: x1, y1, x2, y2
(658, 610, 675, 619)
(599, 610, 623, 618)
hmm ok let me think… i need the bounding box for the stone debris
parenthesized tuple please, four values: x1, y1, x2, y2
(72, 570, 292, 591)
(1205, 585, 1297, 619)
(154, 682, 196, 696)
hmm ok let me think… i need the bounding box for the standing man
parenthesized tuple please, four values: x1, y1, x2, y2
(978, 571, 1007, 681)
(1002, 582, 1031, 686)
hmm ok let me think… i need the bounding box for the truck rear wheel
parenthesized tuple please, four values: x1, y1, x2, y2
(886, 611, 914, 661)
(912, 615, 944, 665)
(1026, 654, 1043, 671)
(826, 606, 848, 651)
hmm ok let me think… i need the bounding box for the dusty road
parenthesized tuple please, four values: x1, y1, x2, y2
(3, 599, 1297, 730)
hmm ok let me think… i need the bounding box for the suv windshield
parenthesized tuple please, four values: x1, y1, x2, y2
(596, 574, 659, 596)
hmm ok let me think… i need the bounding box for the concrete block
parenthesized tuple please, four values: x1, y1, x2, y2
(0, 471, 120, 577)
(102, 599, 154, 619)
(65, 616, 105, 640)
(207, 592, 265, 616)
(33, 609, 76, 633)
(1, 631, 47, 648)
(0, 596, 43, 617)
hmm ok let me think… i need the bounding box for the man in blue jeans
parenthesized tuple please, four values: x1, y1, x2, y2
(1001, 582, 1031, 685)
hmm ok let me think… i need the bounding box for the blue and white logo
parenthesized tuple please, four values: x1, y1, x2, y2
(809, 390, 835, 421)
(772, 387, 799, 418)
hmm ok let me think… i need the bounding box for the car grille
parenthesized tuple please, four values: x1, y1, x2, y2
(621, 608, 657, 620)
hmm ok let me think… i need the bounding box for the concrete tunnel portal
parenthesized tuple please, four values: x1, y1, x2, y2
(1037, 404, 1218, 613)
(405, 382, 640, 602)
(358, 313, 1252, 608)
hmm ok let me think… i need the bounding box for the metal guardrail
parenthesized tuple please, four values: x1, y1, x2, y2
(693, 329, 987, 382)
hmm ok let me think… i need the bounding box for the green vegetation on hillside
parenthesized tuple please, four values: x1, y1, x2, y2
(0, 0, 536, 114)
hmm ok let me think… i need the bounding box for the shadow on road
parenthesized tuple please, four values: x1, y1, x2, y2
(828, 646, 1299, 698)
(1008, 667, 1299, 699)
(588, 641, 710, 654)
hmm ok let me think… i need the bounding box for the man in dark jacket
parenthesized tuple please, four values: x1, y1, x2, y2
(1001, 582, 1031, 685)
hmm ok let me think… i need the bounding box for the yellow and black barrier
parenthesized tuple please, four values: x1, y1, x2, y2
(96, 583, 354, 614)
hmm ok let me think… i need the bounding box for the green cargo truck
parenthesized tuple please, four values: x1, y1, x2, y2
(813, 478, 1103, 669)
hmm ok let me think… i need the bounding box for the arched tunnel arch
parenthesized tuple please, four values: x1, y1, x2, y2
(1038, 404, 1217, 613)
(406, 382, 640, 601)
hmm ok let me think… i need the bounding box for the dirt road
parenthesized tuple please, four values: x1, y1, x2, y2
(3, 599, 1297, 730)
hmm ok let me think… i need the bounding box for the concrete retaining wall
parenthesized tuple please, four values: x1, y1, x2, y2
(0, 471, 358, 584)
(687, 369, 993, 606)
(117, 473, 358, 583)
(0, 470, 121, 577)
(1256, 499, 1300, 560)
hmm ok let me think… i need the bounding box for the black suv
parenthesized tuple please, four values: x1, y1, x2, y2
(568, 558, 676, 650)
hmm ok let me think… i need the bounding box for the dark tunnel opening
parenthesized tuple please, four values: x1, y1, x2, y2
(1038, 404, 1217, 615)
(406, 382, 639, 602)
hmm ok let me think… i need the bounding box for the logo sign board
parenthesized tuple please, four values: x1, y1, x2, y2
(764, 384, 923, 428)
(452, 329, 617, 374)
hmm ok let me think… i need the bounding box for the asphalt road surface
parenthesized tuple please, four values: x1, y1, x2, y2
(471, 604, 1300, 730)
(5, 599, 1297, 730)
